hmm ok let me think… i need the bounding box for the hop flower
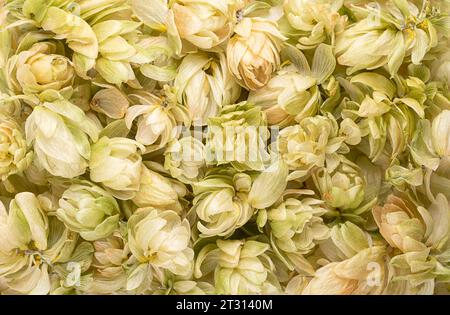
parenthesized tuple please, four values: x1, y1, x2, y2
(128, 207, 194, 277)
(192, 169, 254, 237)
(57, 181, 121, 241)
(335, 0, 441, 75)
(87, 230, 130, 294)
(313, 156, 365, 210)
(0, 115, 33, 181)
(0, 194, 84, 295)
(169, 0, 237, 51)
(89, 137, 144, 200)
(90, 87, 129, 119)
(92, 20, 142, 84)
(319, 221, 374, 262)
(0, 255, 51, 295)
(125, 90, 187, 152)
(1, 192, 48, 251)
(227, 17, 287, 90)
(23, 2, 99, 77)
(283, 0, 347, 49)
(257, 198, 329, 274)
(49, 240, 95, 295)
(277, 114, 355, 180)
(248, 65, 320, 126)
(373, 194, 450, 291)
(132, 165, 184, 212)
(206, 102, 270, 171)
(267, 198, 329, 253)
(386, 161, 423, 192)
(340, 72, 418, 160)
(373, 195, 425, 253)
(25, 95, 100, 178)
(164, 136, 206, 183)
(302, 246, 387, 295)
(174, 53, 240, 126)
(195, 239, 281, 294)
(8, 42, 74, 95)
(372, 194, 450, 253)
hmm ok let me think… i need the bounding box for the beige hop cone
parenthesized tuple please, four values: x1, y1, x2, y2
(0, 115, 33, 181)
(174, 53, 240, 126)
(131, 0, 239, 55)
(25, 93, 100, 179)
(335, 0, 442, 76)
(57, 180, 121, 241)
(192, 169, 254, 237)
(126, 207, 194, 291)
(195, 239, 281, 294)
(132, 165, 186, 213)
(89, 136, 145, 200)
(7, 41, 75, 95)
(248, 42, 336, 127)
(86, 229, 131, 294)
(170, 0, 237, 51)
(227, 17, 287, 91)
(283, 0, 347, 49)
(373, 194, 450, 253)
(125, 88, 190, 152)
(0, 193, 89, 295)
(301, 246, 388, 295)
(22, 1, 99, 77)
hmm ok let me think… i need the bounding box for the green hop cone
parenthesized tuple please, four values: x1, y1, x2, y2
(25, 94, 100, 179)
(283, 0, 347, 50)
(206, 102, 270, 171)
(313, 156, 365, 210)
(192, 169, 254, 237)
(277, 113, 357, 180)
(335, 0, 441, 75)
(258, 196, 329, 272)
(57, 180, 121, 241)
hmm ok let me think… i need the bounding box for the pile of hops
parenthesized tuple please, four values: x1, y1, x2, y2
(0, 0, 450, 295)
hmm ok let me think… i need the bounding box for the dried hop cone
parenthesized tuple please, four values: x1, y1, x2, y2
(0, 115, 33, 181)
(8, 41, 75, 95)
(57, 181, 121, 241)
(128, 207, 194, 277)
(227, 17, 287, 90)
(195, 239, 281, 294)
